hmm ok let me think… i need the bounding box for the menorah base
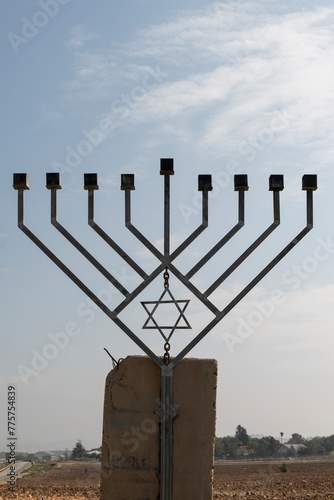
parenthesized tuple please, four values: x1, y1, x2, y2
(101, 355, 217, 500)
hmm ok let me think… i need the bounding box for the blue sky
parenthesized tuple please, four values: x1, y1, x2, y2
(1, 0, 334, 453)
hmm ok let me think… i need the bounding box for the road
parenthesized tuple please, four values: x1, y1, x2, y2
(0, 462, 32, 483)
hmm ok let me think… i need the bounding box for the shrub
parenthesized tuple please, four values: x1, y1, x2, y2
(279, 462, 288, 473)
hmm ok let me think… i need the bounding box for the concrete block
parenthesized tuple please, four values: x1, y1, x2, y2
(101, 355, 217, 500)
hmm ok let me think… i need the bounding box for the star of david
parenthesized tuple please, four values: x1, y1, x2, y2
(141, 287, 191, 342)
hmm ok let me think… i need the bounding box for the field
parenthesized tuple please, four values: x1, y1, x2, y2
(0, 459, 333, 499)
(213, 459, 334, 499)
(0, 462, 100, 499)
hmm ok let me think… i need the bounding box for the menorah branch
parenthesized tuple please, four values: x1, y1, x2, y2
(204, 176, 283, 297)
(168, 262, 220, 315)
(170, 176, 211, 261)
(113, 263, 165, 315)
(186, 176, 247, 279)
(124, 186, 166, 262)
(84, 180, 148, 280)
(48, 182, 129, 297)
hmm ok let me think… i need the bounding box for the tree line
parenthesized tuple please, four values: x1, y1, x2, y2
(286, 432, 334, 456)
(215, 426, 334, 459)
(71, 440, 101, 460)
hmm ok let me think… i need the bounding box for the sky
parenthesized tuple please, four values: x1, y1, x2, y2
(1, 0, 334, 453)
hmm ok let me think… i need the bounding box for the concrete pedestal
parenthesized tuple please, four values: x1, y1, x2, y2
(101, 356, 217, 500)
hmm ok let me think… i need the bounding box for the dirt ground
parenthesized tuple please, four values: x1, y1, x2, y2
(213, 459, 334, 499)
(0, 462, 100, 499)
(0, 458, 333, 499)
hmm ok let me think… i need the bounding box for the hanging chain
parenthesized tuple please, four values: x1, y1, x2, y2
(163, 268, 170, 363)
(164, 342, 170, 365)
(163, 267, 169, 289)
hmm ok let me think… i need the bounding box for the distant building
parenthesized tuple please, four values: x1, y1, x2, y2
(277, 444, 307, 456)
(236, 446, 249, 457)
(86, 450, 101, 459)
(35, 451, 61, 461)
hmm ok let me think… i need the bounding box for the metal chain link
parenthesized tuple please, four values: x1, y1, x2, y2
(164, 342, 170, 365)
(163, 267, 169, 289)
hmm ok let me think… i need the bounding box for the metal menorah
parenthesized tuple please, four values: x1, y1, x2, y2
(13, 159, 317, 500)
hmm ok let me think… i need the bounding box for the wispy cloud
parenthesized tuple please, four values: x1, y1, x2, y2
(64, 24, 101, 50)
(60, 3, 334, 165)
(35, 103, 62, 128)
(237, 283, 334, 351)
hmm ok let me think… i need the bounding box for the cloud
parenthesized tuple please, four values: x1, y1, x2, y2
(127, 5, 334, 154)
(60, 3, 334, 167)
(64, 24, 101, 50)
(35, 103, 62, 128)
(237, 283, 334, 352)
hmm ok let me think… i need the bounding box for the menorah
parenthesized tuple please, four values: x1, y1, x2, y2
(13, 160, 317, 500)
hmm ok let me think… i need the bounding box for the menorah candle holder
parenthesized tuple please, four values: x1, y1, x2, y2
(13, 162, 317, 500)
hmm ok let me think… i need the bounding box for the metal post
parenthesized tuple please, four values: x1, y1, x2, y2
(160, 160, 175, 499)
(157, 365, 179, 500)
(164, 174, 170, 258)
